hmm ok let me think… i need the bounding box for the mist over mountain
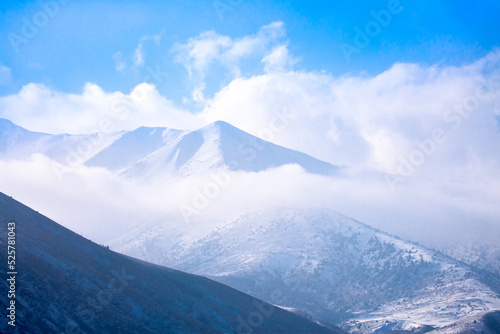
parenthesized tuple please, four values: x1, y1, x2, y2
(2, 2, 500, 332)
(0, 118, 121, 167)
(110, 207, 500, 331)
(1, 118, 500, 333)
(0, 117, 337, 176)
(0, 192, 341, 334)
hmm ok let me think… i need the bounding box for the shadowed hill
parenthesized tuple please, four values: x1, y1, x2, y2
(0, 192, 342, 334)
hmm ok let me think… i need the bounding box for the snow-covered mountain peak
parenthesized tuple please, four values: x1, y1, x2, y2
(0, 118, 339, 178)
(204, 119, 236, 129)
(119, 120, 338, 179)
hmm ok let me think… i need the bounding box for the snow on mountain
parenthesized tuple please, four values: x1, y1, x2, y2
(424, 310, 500, 334)
(85, 126, 187, 171)
(346, 310, 500, 334)
(3, 117, 500, 332)
(0, 118, 119, 165)
(0, 118, 338, 178)
(110, 207, 500, 331)
(0, 192, 342, 334)
(440, 241, 500, 279)
(0, 117, 56, 159)
(121, 120, 338, 180)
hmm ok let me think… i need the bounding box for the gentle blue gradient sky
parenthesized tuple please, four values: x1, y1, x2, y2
(1, 0, 499, 100)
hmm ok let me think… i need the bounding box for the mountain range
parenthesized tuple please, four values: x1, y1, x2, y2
(1, 117, 500, 333)
(0, 118, 337, 178)
(109, 207, 500, 332)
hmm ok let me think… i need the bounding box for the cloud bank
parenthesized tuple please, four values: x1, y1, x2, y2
(0, 82, 204, 134)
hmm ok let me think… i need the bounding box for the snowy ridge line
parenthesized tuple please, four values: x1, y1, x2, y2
(109, 207, 500, 331)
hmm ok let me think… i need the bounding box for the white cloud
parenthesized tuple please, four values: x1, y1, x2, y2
(172, 30, 231, 77)
(201, 71, 371, 167)
(0, 155, 176, 242)
(191, 83, 206, 103)
(0, 65, 12, 85)
(201, 53, 500, 176)
(114, 32, 163, 72)
(0, 82, 204, 134)
(133, 44, 144, 67)
(145, 32, 162, 46)
(171, 21, 286, 79)
(2, 154, 498, 248)
(262, 43, 299, 72)
(134, 33, 163, 67)
(112, 52, 126, 72)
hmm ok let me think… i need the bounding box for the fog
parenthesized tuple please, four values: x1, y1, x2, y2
(1, 154, 499, 252)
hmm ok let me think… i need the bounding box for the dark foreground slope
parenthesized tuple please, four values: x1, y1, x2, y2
(0, 192, 341, 334)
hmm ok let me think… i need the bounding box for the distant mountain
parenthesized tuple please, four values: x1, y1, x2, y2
(441, 242, 500, 279)
(0, 118, 51, 159)
(110, 207, 500, 331)
(0, 118, 119, 165)
(85, 126, 186, 171)
(0, 192, 342, 334)
(94, 120, 338, 179)
(3, 117, 500, 333)
(0, 118, 337, 178)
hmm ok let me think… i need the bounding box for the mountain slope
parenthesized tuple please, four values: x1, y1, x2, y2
(121, 121, 338, 179)
(0, 118, 118, 165)
(110, 208, 500, 331)
(441, 242, 500, 279)
(0, 118, 338, 178)
(85, 126, 186, 171)
(0, 118, 53, 159)
(0, 192, 341, 334)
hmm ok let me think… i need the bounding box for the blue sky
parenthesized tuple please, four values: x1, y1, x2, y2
(1, 0, 499, 101)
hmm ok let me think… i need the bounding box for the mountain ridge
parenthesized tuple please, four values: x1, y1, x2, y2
(110, 207, 500, 331)
(0, 191, 342, 333)
(2, 117, 500, 333)
(0, 118, 338, 177)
